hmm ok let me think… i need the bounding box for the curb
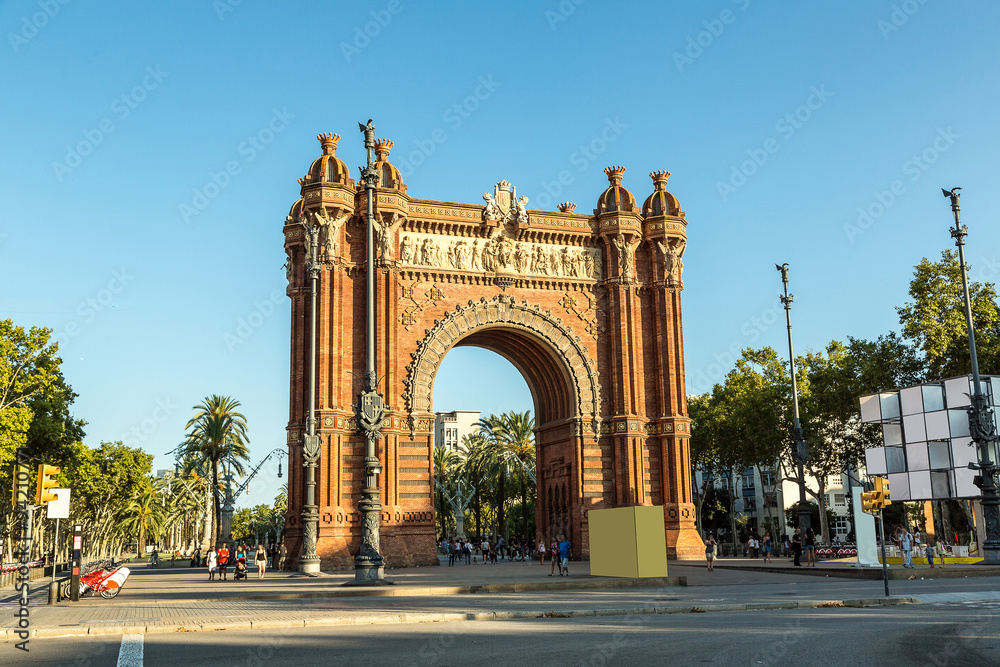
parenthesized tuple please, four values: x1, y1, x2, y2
(707, 563, 1000, 580)
(2, 596, 916, 639)
(35, 576, 687, 607)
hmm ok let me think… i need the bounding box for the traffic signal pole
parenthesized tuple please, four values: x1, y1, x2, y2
(878, 510, 889, 597)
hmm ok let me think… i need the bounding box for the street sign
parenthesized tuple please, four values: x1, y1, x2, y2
(47, 489, 71, 519)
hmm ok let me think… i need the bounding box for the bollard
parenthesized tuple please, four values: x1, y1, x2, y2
(48, 580, 59, 605)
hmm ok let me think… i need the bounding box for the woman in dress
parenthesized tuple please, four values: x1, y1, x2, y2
(548, 539, 560, 576)
(762, 531, 772, 564)
(206, 547, 218, 581)
(255, 544, 267, 579)
(537, 538, 546, 565)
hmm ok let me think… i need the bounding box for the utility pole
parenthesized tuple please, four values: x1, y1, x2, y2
(777, 263, 811, 534)
(943, 187, 1000, 564)
(352, 119, 387, 583)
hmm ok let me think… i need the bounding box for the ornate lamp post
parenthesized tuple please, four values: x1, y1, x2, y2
(943, 187, 1000, 564)
(352, 119, 387, 582)
(777, 263, 811, 534)
(298, 209, 322, 575)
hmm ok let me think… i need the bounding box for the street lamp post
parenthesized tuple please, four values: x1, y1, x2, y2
(299, 205, 322, 575)
(943, 187, 1000, 565)
(776, 263, 811, 534)
(352, 119, 387, 583)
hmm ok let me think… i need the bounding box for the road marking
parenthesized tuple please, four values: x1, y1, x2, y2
(117, 633, 143, 667)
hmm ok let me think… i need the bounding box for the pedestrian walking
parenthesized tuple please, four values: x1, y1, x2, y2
(218, 543, 230, 580)
(925, 535, 936, 569)
(762, 531, 772, 564)
(207, 547, 218, 581)
(463, 540, 472, 565)
(277, 543, 287, 571)
(548, 539, 559, 576)
(448, 539, 457, 567)
(192, 548, 201, 568)
(705, 534, 717, 571)
(558, 534, 572, 576)
(255, 544, 267, 579)
(792, 528, 803, 566)
(537, 538, 546, 565)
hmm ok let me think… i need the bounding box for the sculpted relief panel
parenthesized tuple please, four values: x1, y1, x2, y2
(398, 232, 602, 280)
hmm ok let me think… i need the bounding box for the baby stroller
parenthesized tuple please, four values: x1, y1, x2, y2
(233, 557, 249, 580)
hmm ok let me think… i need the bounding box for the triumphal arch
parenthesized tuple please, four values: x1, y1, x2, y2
(282, 132, 702, 568)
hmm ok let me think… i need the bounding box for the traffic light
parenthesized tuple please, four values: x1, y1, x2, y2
(35, 464, 60, 504)
(874, 476, 891, 507)
(861, 491, 877, 513)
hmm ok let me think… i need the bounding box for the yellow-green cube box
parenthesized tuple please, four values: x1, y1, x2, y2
(588, 505, 668, 578)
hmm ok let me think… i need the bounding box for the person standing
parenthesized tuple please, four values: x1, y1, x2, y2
(762, 532, 772, 564)
(900, 527, 915, 568)
(255, 544, 267, 579)
(206, 547, 218, 581)
(804, 528, 816, 567)
(705, 534, 717, 571)
(548, 539, 559, 576)
(537, 538, 546, 565)
(792, 528, 803, 566)
(936, 536, 948, 568)
(447, 539, 456, 567)
(924, 535, 936, 569)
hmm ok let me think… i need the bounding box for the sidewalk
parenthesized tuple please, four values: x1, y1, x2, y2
(3, 558, 997, 640)
(688, 555, 1000, 580)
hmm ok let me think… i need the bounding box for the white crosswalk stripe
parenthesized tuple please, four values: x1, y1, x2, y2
(116, 633, 144, 667)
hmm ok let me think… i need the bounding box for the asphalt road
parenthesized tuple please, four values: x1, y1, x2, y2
(8, 602, 999, 667)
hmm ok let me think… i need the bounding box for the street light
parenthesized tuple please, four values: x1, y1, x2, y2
(943, 187, 1000, 564)
(776, 263, 811, 534)
(351, 118, 387, 583)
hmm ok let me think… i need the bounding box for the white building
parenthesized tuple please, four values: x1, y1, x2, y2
(434, 410, 481, 451)
(694, 465, 785, 538)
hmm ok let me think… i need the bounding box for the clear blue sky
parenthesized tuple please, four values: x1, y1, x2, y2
(3, 1, 999, 509)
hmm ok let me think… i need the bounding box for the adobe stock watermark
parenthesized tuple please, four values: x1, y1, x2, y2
(179, 108, 295, 223)
(531, 116, 628, 211)
(50, 268, 134, 349)
(843, 127, 959, 244)
(213, 0, 244, 20)
(673, 0, 752, 73)
(224, 289, 284, 352)
(877, 0, 930, 40)
(688, 297, 783, 395)
(395, 75, 501, 178)
(717, 84, 833, 202)
(51, 66, 168, 182)
(340, 0, 403, 62)
(8, 0, 72, 53)
(123, 398, 178, 448)
(545, 0, 586, 30)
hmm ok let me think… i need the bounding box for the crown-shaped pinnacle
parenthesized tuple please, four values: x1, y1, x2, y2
(650, 170, 671, 188)
(317, 133, 341, 155)
(557, 202, 577, 213)
(374, 138, 394, 156)
(604, 165, 626, 185)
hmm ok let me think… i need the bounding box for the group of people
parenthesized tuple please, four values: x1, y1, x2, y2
(191, 543, 285, 581)
(742, 532, 774, 563)
(442, 535, 573, 576)
(894, 525, 949, 569)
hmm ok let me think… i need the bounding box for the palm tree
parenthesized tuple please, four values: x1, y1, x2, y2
(433, 444, 461, 537)
(477, 414, 513, 539)
(176, 395, 250, 545)
(498, 411, 536, 538)
(119, 479, 167, 556)
(459, 432, 488, 540)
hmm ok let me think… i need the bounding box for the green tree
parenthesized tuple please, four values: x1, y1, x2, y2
(176, 395, 250, 546)
(897, 250, 1000, 379)
(497, 411, 536, 540)
(433, 444, 461, 537)
(118, 478, 166, 555)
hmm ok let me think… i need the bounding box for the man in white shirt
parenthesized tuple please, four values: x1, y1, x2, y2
(900, 529, 915, 568)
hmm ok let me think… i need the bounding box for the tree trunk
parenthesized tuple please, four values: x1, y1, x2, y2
(212, 460, 221, 546)
(520, 468, 528, 539)
(496, 468, 506, 539)
(816, 480, 829, 543)
(202, 484, 213, 552)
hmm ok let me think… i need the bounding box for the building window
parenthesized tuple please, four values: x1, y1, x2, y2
(834, 516, 850, 537)
(834, 493, 845, 507)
